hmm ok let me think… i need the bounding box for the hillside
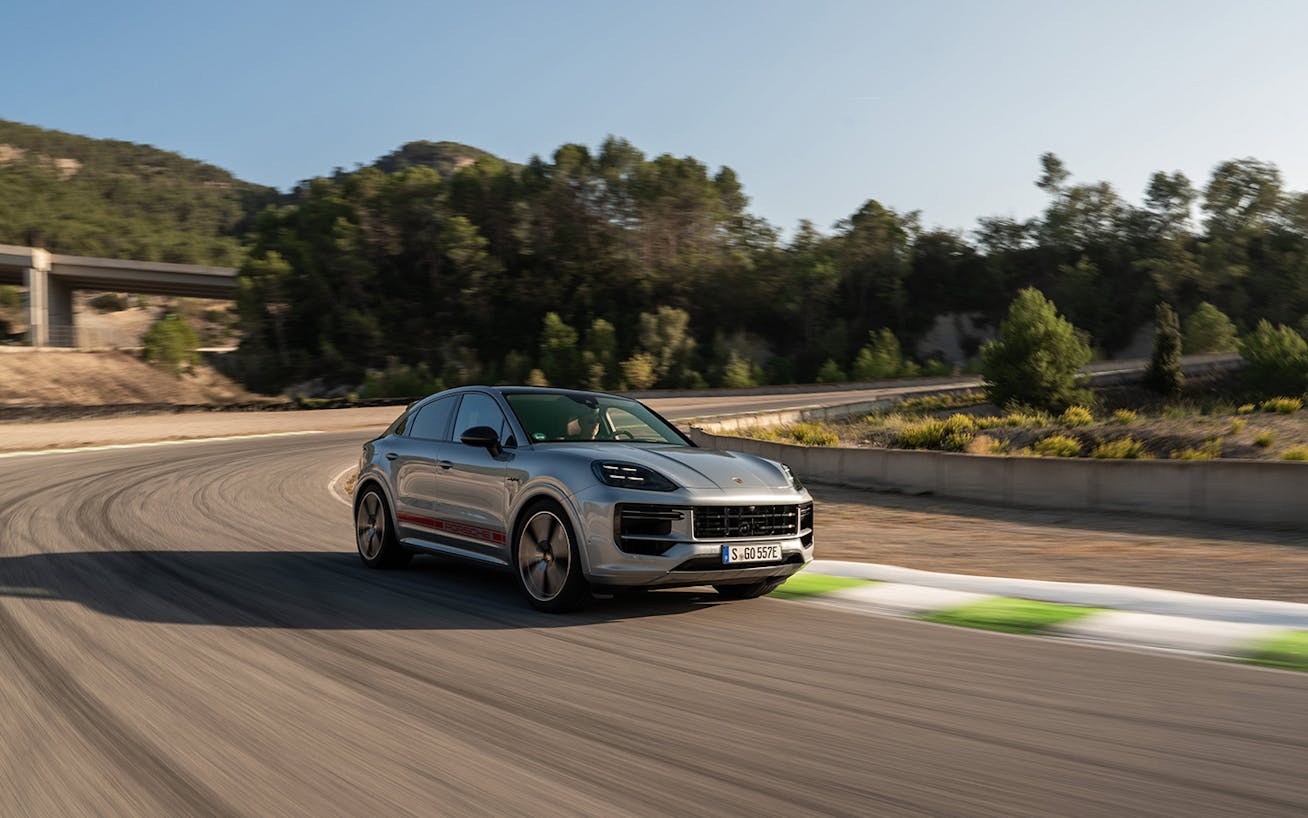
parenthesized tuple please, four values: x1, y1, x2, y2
(0, 119, 275, 266)
(0, 348, 249, 406)
(370, 140, 507, 176)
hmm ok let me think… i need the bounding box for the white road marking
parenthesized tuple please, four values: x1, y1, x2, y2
(328, 464, 357, 507)
(0, 430, 325, 460)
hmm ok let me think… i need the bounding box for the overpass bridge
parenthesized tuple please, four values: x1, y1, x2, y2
(0, 244, 238, 346)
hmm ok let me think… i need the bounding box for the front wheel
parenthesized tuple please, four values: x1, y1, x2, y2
(355, 487, 411, 568)
(513, 501, 589, 612)
(713, 579, 785, 600)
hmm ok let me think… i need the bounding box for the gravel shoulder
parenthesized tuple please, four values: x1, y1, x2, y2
(811, 482, 1308, 602)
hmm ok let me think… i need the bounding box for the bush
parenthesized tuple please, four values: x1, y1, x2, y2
(1146, 303, 1184, 398)
(88, 292, 128, 312)
(1228, 419, 1246, 434)
(786, 422, 839, 446)
(1237, 403, 1256, 414)
(1091, 437, 1150, 459)
(981, 288, 1092, 412)
(815, 358, 846, 383)
(1282, 447, 1308, 461)
(1171, 439, 1223, 460)
(0, 285, 22, 309)
(896, 391, 985, 412)
(1032, 434, 1082, 457)
(1240, 320, 1308, 396)
(851, 329, 907, 380)
(359, 358, 444, 398)
(721, 351, 757, 388)
(141, 314, 200, 375)
(1260, 397, 1302, 414)
(1060, 405, 1094, 427)
(1182, 302, 1239, 354)
(1109, 409, 1138, 424)
(619, 354, 657, 390)
(1254, 431, 1275, 449)
(895, 419, 946, 449)
(526, 368, 550, 387)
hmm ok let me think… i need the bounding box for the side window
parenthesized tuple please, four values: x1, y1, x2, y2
(408, 396, 456, 441)
(453, 392, 513, 445)
(385, 410, 410, 437)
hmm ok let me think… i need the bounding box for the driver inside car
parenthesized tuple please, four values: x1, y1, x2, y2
(563, 406, 603, 440)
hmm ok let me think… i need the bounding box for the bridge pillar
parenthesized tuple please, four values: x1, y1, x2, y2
(23, 249, 51, 347)
(47, 274, 75, 347)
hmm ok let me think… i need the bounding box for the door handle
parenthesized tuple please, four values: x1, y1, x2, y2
(385, 452, 398, 461)
(438, 460, 453, 470)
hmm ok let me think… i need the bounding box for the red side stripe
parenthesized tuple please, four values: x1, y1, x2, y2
(397, 512, 506, 545)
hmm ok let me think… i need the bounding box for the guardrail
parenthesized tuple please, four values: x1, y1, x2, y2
(687, 355, 1308, 529)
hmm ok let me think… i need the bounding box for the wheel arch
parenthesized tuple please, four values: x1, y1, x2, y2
(507, 487, 593, 577)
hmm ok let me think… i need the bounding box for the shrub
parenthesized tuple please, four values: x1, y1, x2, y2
(1060, 405, 1094, 427)
(1240, 320, 1308, 396)
(1228, 419, 1246, 434)
(721, 351, 757, 388)
(896, 391, 985, 412)
(1254, 431, 1274, 449)
(1282, 447, 1308, 461)
(1032, 434, 1082, 457)
(0, 285, 21, 309)
(786, 422, 839, 446)
(895, 419, 946, 449)
(1109, 409, 1138, 424)
(1146, 303, 1184, 398)
(1182, 302, 1239, 354)
(526, 368, 550, 387)
(815, 358, 846, 383)
(1090, 437, 1150, 459)
(1237, 403, 1256, 414)
(141, 314, 200, 375)
(1171, 439, 1223, 460)
(619, 354, 656, 389)
(851, 329, 908, 380)
(359, 358, 444, 398)
(1260, 397, 1302, 414)
(88, 292, 128, 312)
(981, 288, 1092, 412)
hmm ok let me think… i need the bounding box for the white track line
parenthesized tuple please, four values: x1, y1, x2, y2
(0, 430, 324, 460)
(328, 464, 357, 507)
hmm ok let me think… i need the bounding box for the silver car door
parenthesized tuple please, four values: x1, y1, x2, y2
(393, 395, 458, 542)
(441, 391, 515, 562)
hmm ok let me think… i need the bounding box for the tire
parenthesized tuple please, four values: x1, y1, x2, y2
(512, 500, 589, 612)
(713, 579, 785, 600)
(355, 486, 411, 569)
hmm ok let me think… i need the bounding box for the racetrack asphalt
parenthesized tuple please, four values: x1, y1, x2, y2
(3, 430, 1308, 816)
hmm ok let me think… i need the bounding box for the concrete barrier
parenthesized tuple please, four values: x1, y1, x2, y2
(688, 426, 1308, 528)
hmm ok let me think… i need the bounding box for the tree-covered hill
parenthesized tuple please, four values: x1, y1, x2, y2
(370, 140, 509, 177)
(0, 119, 274, 266)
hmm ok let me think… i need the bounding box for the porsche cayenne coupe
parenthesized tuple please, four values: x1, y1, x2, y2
(354, 386, 814, 611)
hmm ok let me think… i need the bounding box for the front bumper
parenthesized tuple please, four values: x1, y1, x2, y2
(571, 486, 814, 588)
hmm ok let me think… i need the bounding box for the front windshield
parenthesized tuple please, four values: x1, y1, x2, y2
(504, 393, 685, 444)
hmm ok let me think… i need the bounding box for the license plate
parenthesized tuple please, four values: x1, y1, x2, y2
(721, 543, 782, 564)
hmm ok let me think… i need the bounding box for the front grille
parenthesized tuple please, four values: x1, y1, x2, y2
(693, 505, 799, 539)
(615, 504, 686, 555)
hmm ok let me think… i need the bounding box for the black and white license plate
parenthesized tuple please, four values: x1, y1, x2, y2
(721, 543, 782, 564)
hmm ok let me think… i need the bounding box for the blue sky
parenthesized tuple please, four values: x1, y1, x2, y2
(6, 0, 1308, 235)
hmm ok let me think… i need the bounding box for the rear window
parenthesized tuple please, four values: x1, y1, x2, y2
(408, 396, 457, 440)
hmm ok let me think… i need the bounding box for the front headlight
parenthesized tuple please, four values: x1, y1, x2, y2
(591, 461, 678, 491)
(780, 463, 804, 492)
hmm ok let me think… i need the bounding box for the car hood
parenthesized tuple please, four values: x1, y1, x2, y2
(554, 443, 793, 492)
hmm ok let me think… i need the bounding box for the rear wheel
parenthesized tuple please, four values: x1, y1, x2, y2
(355, 487, 411, 569)
(713, 579, 784, 600)
(513, 501, 589, 612)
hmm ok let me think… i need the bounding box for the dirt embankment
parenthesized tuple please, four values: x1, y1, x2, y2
(0, 348, 249, 407)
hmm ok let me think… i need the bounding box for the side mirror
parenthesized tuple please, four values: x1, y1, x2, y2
(459, 425, 502, 456)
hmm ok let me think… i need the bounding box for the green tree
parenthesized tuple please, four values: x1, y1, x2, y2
(538, 312, 580, 386)
(141, 314, 200, 375)
(580, 318, 618, 390)
(620, 353, 658, 390)
(636, 306, 698, 387)
(1240, 320, 1308, 396)
(850, 328, 906, 380)
(1146, 303, 1184, 399)
(1182, 302, 1238, 353)
(815, 358, 846, 383)
(980, 288, 1092, 411)
(721, 351, 757, 388)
